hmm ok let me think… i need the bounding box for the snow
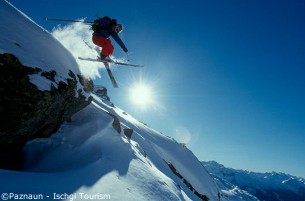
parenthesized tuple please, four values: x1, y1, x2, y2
(0, 0, 84, 93)
(0, 97, 219, 201)
(28, 74, 54, 91)
(51, 22, 103, 79)
(203, 161, 305, 201)
(0, 1, 221, 201)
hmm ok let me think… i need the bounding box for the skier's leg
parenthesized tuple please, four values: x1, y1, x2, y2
(100, 38, 114, 57)
(92, 36, 114, 59)
(92, 35, 104, 47)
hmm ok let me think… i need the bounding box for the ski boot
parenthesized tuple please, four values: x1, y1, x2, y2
(100, 54, 113, 62)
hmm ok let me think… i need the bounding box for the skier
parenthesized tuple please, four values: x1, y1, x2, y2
(91, 16, 128, 60)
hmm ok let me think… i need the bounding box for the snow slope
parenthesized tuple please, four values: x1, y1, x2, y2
(0, 94, 218, 201)
(0, 1, 220, 200)
(0, 0, 84, 92)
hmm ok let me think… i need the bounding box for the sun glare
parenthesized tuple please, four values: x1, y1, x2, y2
(129, 83, 153, 109)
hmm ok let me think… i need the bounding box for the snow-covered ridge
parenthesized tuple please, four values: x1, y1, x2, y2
(0, 0, 78, 72)
(0, 0, 83, 90)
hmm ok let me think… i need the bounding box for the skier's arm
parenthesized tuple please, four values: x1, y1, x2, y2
(111, 33, 128, 53)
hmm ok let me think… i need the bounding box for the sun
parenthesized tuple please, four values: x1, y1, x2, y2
(129, 83, 154, 109)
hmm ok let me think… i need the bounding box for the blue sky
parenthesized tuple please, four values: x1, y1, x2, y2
(8, 0, 305, 178)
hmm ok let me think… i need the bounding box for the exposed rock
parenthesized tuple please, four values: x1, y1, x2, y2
(123, 128, 133, 139)
(0, 53, 93, 170)
(109, 113, 122, 134)
(94, 86, 113, 106)
(165, 161, 210, 201)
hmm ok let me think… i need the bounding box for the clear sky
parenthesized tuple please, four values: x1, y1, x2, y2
(8, 0, 305, 178)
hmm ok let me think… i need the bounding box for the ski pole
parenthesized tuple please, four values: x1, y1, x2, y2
(44, 18, 94, 24)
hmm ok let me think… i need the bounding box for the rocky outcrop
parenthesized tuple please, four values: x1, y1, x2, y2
(0, 53, 93, 170)
(165, 161, 210, 201)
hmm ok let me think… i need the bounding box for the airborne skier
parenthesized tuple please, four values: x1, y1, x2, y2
(91, 16, 128, 60)
(46, 16, 142, 88)
(79, 16, 143, 88)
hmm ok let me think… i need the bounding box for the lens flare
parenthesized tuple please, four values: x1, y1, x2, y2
(129, 83, 153, 109)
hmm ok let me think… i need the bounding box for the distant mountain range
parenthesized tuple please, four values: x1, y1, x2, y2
(202, 161, 305, 201)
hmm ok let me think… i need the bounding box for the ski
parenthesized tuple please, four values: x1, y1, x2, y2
(78, 57, 144, 67)
(79, 40, 143, 88)
(103, 61, 119, 88)
(79, 41, 120, 88)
